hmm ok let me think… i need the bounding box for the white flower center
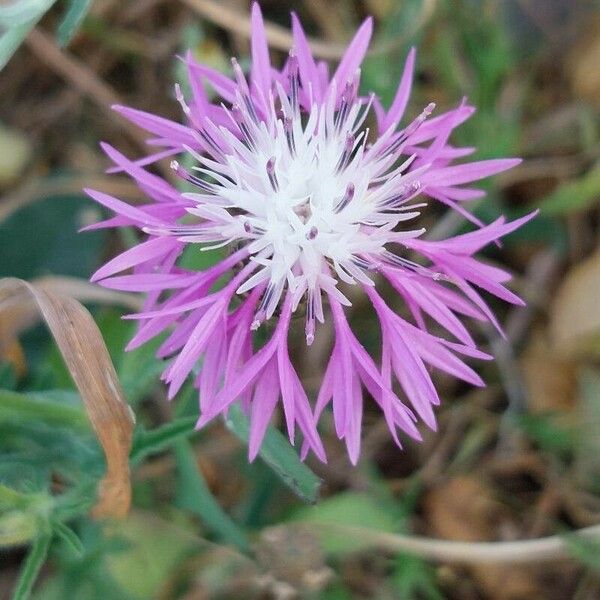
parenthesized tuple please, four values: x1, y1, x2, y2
(166, 60, 431, 343)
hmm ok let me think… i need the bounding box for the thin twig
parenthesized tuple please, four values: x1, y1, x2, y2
(180, 0, 436, 60)
(180, 0, 347, 59)
(25, 28, 172, 178)
(304, 523, 600, 564)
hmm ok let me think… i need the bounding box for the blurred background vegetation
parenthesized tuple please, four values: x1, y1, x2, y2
(1, 0, 600, 598)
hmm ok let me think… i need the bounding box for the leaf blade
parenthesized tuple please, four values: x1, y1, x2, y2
(225, 404, 322, 504)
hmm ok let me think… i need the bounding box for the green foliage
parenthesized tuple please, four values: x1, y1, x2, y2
(540, 166, 600, 215)
(174, 439, 249, 551)
(1, 1, 598, 597)
(0, 0, 93, 70)
(56, 0, 92, 47)
(291, 491, 397, 554)
(130, 416, 197, 464)
(0, 1, 54, 69)
(13, 532, 52, 600)
(0, 194, 105, 281)
(225, 403, 322, 504)
(516, 413, 576, 458)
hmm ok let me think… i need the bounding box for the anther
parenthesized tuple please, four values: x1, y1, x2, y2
(334, 182, 355, 212)
(170, 160, 213, 192)
(306, 226, 319, 240)
(232, 103, 256, 148)
(266, 157, 279, 191)
(335, 133, 355, 173)
(288, 48, 300, 114)
(284, 117, 296, 155)
(231, 57, 259, 123)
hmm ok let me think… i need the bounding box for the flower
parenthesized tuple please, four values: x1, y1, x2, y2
(87, 3, 535, 463)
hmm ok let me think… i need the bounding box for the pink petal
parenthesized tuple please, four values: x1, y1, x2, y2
(332, 18, 373, 92)
(381, 47, 416, 131)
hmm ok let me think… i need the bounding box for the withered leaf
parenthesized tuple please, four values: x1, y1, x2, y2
(0, 277, 135, 518)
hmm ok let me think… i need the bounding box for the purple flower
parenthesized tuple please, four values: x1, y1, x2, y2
(87, 3, 535, 463)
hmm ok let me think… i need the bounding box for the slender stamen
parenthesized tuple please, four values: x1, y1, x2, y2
(252, 281, 276, 329)
(288, 49, 299, 115)
(380, 250, 447, 281)
(335, 133, 355, 173)
(266, 157, 279, 191)
(305, 289, 316, 345)
(384, 102, 436, 156)
(231, 57, 259, 123)
(334, 182, 355, 213)
(170, 160, 214, 192)
(352, 256, 373, 270)
(231, 104, 256, 149)
(378, 181, 422, 209)
(284, 117, 296, 155)
(244, 220, 266, 235)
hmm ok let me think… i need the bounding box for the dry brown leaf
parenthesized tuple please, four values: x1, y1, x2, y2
(424, 476, 538, 600)
(521, 327, 578, 417)
(0, 277, 135, 518)
(550, 249, 600, 359)
(0, 275, 141, 350)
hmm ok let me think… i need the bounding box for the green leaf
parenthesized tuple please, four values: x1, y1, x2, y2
(130, 416, 197, 465)
(0, 0, 55, 27)
(564, 533, 600, 571)
(540, 166, 600, 215)
(0, 0, 56, 70)
(56, 0, 92, 47)
(0, 362, 17, 389)
(0, 21, 37, 70)
(0, 194, 105, 280)
(173, 439, 249, 551)
(103, 512, 200, 599)
(12, 532, 52, 600)
(392, 554, 444, 600)
(0, 510, 39, 547)
(516, 412, 575, 457)
(291, 492, 397, 554)
(52, 521, 83, 556)
(0, 389, 87, 429)
(225, 403, 322, 504)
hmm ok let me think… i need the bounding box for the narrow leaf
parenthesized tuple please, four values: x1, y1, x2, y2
(225, 403, 322, 504)
(52, 520, 83, 556)
(12, 532, 52, 600)
(130, 416, 197, 464)
(0, 22, 36, 70)
(173, 439, 249, 552)
(0, 389, 87, 429)
(56, 0, 92, 47)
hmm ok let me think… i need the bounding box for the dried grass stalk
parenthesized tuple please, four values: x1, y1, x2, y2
(0, 277, 135, 518)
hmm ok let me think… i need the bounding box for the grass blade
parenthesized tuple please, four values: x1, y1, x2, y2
(173, 439, 249, 552)
(225, 404, 322, 504)
(56, 0, 92, 47)
(12, 532, 52, 600)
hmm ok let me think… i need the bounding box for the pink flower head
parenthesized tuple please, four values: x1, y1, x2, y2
(87, 3, 535, 463)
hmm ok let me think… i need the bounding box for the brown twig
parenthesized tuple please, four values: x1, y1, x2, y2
(301, 522, 600, 564)
(25, 28, 173, 178)
(180, 0, 437, 60)
(180, 0, 347, 59)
